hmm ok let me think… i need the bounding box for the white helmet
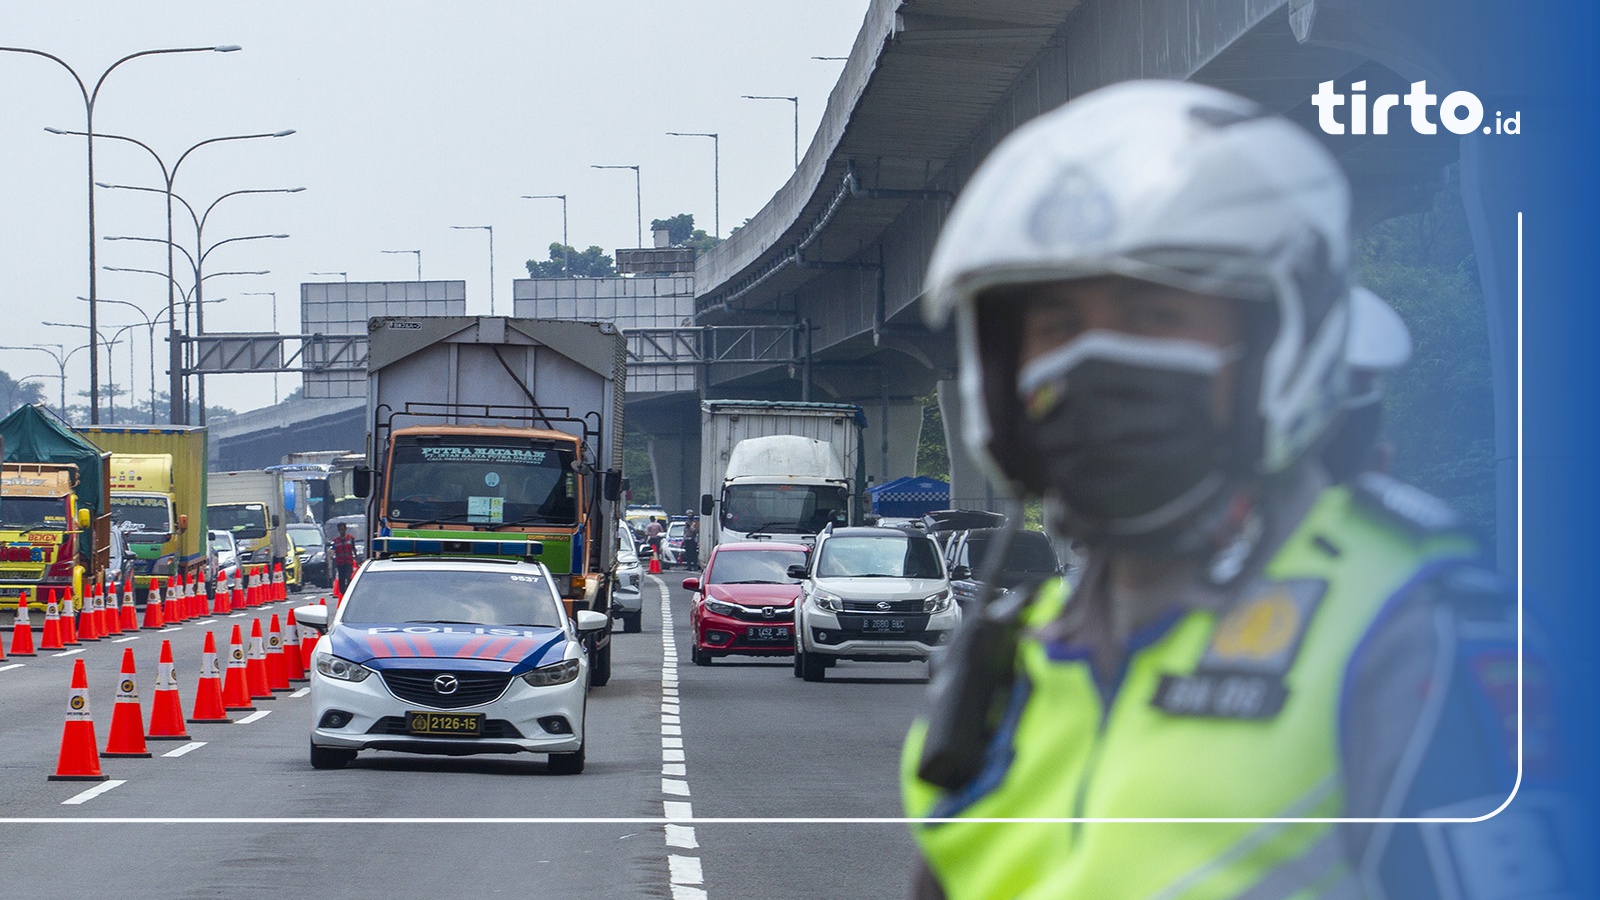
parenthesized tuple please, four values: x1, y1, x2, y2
(925, 80, 1371, 503)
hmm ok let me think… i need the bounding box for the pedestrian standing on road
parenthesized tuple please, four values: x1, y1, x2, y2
(644, 516, 664, 562)
(330, 523, 358, 591)
(899, 80, 1567, 899)
(682, 511, 700, 571)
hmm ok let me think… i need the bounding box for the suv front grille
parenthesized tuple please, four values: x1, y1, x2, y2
(380, 670, 513, 709)
(842, 597, 925, 614)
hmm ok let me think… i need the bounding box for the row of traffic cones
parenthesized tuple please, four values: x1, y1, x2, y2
(49, 613, 316, 781)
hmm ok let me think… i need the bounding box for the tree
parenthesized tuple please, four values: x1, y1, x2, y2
(0, 371, 46, 417)
(526, 243, 616, 278)
(650, 213, 719, 252)
(623, 424, 655, 504)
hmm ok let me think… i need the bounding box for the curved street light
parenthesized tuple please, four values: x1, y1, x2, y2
(0, 343, 89, 416)
(381, 250, 421, 281)
(43, 321, 131, 419)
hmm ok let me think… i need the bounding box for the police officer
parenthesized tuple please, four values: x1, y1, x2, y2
(901, 81, 1566, 899)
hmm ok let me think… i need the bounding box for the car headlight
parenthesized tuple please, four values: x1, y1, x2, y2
(314, 654, 373, 683)
(813, 590, 843, 612)
(521, 658, 581, 687)
(704, 599, 739, 617)
(922, 589, 953, 613)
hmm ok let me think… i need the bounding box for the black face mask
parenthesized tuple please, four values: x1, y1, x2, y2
(1017, 335, 1233, 532)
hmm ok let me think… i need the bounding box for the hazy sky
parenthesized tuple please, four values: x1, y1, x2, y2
(0, 1, 870, 415)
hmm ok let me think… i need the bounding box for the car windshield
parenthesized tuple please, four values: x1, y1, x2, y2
(287, 526, 321, 549)
(111, 495, 172, 534)
(339, 568, 565, 627)
(209, 533, 235, 552)
(210, 503, 269, 539)
(708, 548, 808, 584)
(0, 497, 68, 530)
(816, 534, 943, 579)
(961, 531, 1060, 575)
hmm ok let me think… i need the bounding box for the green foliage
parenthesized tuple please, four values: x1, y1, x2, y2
(650, 213, 719, 252)
(1355, 168, 1496, 541)
(525, 243, 617, 278)
(0, 371, 47, 417)
(915, 392, 950, 482)
(623, 425, 655, 504)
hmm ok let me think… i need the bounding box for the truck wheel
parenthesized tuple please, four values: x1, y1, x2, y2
(800, 650, 827, 682)
(588, 637, 612, 688)
(621, 611, 642, 634)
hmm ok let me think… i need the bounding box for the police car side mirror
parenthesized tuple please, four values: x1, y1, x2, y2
(575, 610, 608, 634)
(295, 604, 330, 634)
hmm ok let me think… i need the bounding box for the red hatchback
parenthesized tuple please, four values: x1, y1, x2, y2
(685, 542, 809, 665)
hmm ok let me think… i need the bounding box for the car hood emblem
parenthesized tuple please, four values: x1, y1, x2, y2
(433, 674, 460, 695)
(876, 601, 891, 610)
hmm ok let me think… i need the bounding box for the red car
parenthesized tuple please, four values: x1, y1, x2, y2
(684, 541, 809, 665)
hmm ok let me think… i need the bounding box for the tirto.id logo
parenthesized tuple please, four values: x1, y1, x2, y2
(1312, 81, 1520, 136)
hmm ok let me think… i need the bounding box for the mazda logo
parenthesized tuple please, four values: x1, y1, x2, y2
(432, 674, 460, 695)
(876, 601, 891, 610)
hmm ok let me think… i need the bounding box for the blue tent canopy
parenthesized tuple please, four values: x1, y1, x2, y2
(867, 476, 950, 518)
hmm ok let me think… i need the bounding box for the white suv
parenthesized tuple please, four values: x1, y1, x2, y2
(789, 526, 958, 681)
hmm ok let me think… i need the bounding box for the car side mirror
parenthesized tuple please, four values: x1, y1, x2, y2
(700, 494, 714, 516)
(950, 565, 972, 580)
(786, 564, 808, 580)
(295, 604, 330, 633)
(77, 508, 91, 529)
(602, 469, 623, 502)
(575, 610, 609, 633)
(352, 465, 371, 498)
(271, 514, 281, 528)
(682, 577, 700, 592)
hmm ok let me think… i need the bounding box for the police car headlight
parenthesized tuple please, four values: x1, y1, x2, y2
(704, 599, 739, 617)
(521, 659, 580, 687)
(314, 654, 373, 683)
(813, 591, 843, 612)
(922, 590, 953, 613)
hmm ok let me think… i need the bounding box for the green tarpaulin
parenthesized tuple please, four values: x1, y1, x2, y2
(0, 404, 109, 516)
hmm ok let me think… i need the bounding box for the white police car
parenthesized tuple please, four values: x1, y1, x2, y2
(295, 554, 607, 774)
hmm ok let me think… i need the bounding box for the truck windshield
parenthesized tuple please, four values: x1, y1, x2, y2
(210, 503, 269, 539)
(387, 436, 579, 526)
(721, 485, 848, 535)
(111, 495, 172, 535)
(0, 497, 69, 530)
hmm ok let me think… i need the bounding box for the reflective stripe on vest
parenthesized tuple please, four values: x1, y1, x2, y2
(902, 486, 1474, 900)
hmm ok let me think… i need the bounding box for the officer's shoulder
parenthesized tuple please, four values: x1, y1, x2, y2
(1347, 472, 1464, 539)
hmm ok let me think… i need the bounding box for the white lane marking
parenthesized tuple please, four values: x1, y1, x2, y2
(61, 780, 126, 805)
(195, 619, 216, 625)
(662, 725, 682, 736)
(669, 855, 704, 885)
(236, 710, 272, 724)
(662, 737, 683, 749)
(663, 704, 680, 716)
(663, 748, 685, 762)
(52, 649, 84, 658)
(672, 887, 708, 900)
(162, 742, 207, 758)
(662, 779, 691, 797)
(290, 687, 309, 698)
(662, 713, 680, 724)
(0, 663, 24, 673)
(663, 801, 693, 820)
(665, 824, 699, 849)
(112, 636, 140, 643)
(663, 763, 686, 777)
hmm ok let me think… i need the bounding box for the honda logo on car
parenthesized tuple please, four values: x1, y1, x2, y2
(365, 626, 543, 637)
(1312, 80, 1520, 136)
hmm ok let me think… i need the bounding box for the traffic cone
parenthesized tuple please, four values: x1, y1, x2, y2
(40, 590, 63, 651)
(147, 640, 190, 741)
(60, 591, 78, 645)
(648, 552, 662, 575)
(193, 573, 209, 617)
(90, 582, 108, 635)
(230, 577, 244, 614)
(120, 582, 139, 632)
(10, 593, 36, 657)
(103, 582, 124, 637)
(220, 625, 255, 712)
(189, 631, 232, 724)
(284, 608, 307, 682)
(103, 648, 152, 758)
(300, 602, 323, 671)
(48, 659, 107, 782)
(213, 571, 232, 615)
(265, 614, 291, 692)
(142, 580, 164, 630)
(162, 576, 179, 623)
(77, 585, 100, 642)
(245, 618, 272, 701)
(272, 563, 284, 602)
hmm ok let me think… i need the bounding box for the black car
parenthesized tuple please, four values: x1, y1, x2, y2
(287, 523, 328, 588)
(944, 528, 1062, 608)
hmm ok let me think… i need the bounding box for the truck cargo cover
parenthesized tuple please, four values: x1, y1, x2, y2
(0, 404, 109, 515)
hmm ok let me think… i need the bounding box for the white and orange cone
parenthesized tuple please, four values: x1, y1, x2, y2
(189, 631, 232, 723)
(221, 625, 255, 712)
(103, 582, 124, 637)
(284, 607, 307, 682)
(147, 640, 190, 741)
(103, 648, 152, 758)
(60, 591, 79, 645)
(10, 593, 36, 657)
(142, 580, 164, 630)
(266, 614, 291, 692)
(245, 618, 272, 701)
(39, 590, 64, 651)
(48, 659, 107, 782)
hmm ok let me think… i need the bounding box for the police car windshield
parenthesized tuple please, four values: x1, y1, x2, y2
(339, 569, 565, 628)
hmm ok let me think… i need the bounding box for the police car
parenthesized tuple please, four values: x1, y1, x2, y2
(295, 551, 607, 774)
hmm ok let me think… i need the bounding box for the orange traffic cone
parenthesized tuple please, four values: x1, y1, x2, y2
(221, 625, 255, 712)
(189, 631, 232, 724)
(103, 583, 124, 637)
(300, 601, 324, 671)
(142, 580, 164, 630)
(266, 614, 291, 692)
(230, 578, 244, 614)
(648, 552, 662, 575)
(91, 583, 108, 636)
(40, 590, 63, 651)
(192, 573, 209, 618)
(77, 586, 100, 642)
(120, 582, 139, 632)
(272, 563, 284, 603)
(60, 591, 79, 645)
(147, 640, 190, 741)
(284, 608, 307, 682)
(48, 659, 107, 781)
(163, 576, 179, 623)
(212, 572, 231, 615)
(245, 618, 272, 701)
(10, 593, 36, 657)
(103, 648, 152, 758)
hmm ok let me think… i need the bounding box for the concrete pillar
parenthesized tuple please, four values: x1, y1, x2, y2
(646, 433, 700, 516)
(938, 379, 996, 511)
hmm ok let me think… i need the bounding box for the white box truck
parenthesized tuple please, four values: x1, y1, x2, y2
(698, 400, 865, 547)
(207, 470, 288, 570)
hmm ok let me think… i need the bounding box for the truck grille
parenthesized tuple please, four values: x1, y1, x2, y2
(380, 670, 513, 709)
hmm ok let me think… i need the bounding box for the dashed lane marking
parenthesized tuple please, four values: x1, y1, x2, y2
(51, 649, 84, 658)
(61, 780, 125, 805)
(0, 663, 24, 673)
(162, 742, 207, 758)
(236, 710, 272, 724)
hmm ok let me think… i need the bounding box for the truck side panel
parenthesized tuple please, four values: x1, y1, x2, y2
(81, 427, 208, 579)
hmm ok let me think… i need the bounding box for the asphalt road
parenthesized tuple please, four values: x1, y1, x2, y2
(0, 574, 927, 899)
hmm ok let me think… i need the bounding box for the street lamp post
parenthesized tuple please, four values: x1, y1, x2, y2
(310, 271, 348, 283)
(741, 95, 800, 168)
(591, 165, 642, 248)
(1, 43, 241, 424)
(241, 291, 280, 404)
(449, 226, 496, 314)
(666, 132, 719, 239)
(84, 295, 180, 423)
(43, 321, 130, 419)
(381, 250, 421, 280)
(51, 125, 295, 422)
(520, 195, 568, 277)
(0, 343, 88, 416)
